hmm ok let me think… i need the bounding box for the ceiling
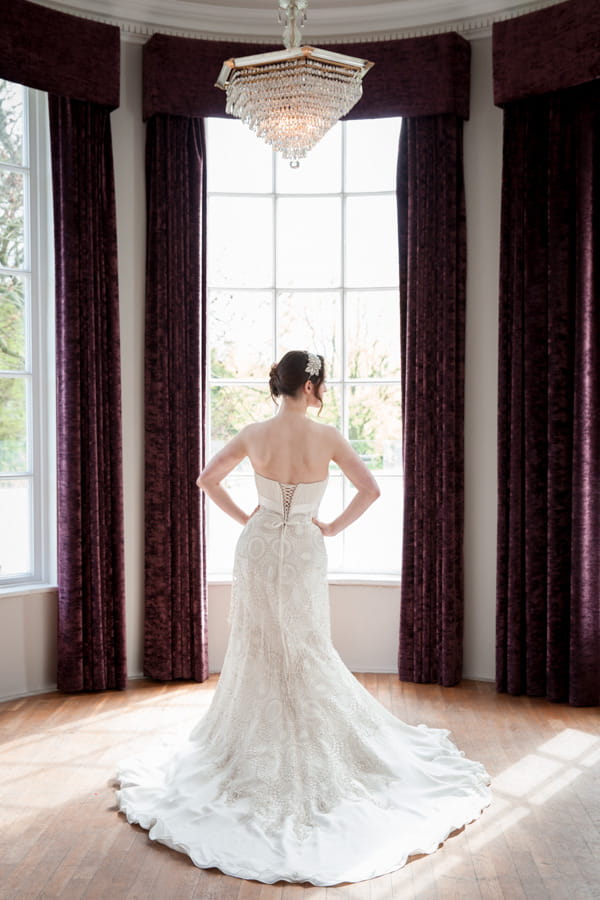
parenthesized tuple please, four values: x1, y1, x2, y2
(37, 0, 566, 41)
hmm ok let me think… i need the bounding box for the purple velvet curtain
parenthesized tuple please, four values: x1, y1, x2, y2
(142, 30, 470, 685)
(50, 97, 126, 691)
(397, 115, 467, 686)
(1, 0, 125, 691)
(494, 0, 600, 706)
(143, 115, 208, 681)
(496, 83, 600, 706)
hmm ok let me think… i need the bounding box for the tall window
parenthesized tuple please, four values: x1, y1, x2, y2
(0, 80, 55, 587)
(206, 116, 402, 578)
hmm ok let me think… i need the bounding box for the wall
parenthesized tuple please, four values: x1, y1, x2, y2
(463, 38, 503, 681)
(0, 34, 503, 701)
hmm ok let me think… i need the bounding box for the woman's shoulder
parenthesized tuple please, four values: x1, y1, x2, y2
(238, 419, 274, 443)
(307, 418, 343, 445)
(308, 418, 340, 436)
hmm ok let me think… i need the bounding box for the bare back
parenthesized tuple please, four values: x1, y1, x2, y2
(242, 415, 337, 484)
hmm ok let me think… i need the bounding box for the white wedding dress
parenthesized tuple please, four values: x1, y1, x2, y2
(116, 472, 491, 885)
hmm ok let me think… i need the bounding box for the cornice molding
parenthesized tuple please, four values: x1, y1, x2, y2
(33, 0, 568, 44)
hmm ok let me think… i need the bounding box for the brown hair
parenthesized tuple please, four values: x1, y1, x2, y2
(269, 350, 326, 412)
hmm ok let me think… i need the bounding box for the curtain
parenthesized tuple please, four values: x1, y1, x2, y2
(50, 97, 126, 691)
(494, 0, 600, 706)
(397, 115, 467, 686)
(496, 82, 600, 706)
(143, 115, 208, 681)
(142, 29, 470, 685)
(1, 0, 125, 692)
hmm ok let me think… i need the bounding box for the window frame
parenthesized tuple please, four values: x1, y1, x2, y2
(0, 84, 56, 591)
(205, 117, 403, 582)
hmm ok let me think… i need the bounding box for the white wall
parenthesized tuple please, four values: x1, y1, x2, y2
(112, 41, 147, 679)
(0, 35, 503, 701)
(463, 37, 503, 681)
(0, 587, 57, 698)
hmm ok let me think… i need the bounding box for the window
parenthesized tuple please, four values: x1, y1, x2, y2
(206, 116, 402, 578)
(0, 80, 55, 587)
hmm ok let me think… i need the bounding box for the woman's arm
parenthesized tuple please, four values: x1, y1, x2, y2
(312, 431, 380, 537)
(196, 429, 254, 526)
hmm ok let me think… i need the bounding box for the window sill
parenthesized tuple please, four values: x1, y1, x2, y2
(208, 573, 400, 587)
(0, 583, 58, 598)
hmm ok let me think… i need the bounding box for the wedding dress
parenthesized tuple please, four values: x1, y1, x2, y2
(116, 472, 491, 885)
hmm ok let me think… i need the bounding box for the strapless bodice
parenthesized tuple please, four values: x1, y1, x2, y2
(254, 471, 328, 521)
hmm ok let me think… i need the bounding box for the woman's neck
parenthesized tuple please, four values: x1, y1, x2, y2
(278, 395, 309, 416)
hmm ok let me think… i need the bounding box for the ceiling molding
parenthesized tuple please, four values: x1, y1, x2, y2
(34, 0, 568, 44)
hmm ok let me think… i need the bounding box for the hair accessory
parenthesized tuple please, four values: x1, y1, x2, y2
(305, 352, 321, 378)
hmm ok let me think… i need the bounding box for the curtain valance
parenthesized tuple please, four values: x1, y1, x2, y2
(493, 0, 600, 106)
(0, 0, 120, 108)
(143, 31, 470, 121)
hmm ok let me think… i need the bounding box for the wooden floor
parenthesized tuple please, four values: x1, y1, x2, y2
(1, 676, 599, 900)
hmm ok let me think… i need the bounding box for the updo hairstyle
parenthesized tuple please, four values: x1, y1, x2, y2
(269, 350, 326, 411)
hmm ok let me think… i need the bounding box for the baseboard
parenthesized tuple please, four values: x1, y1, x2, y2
(0, 683, 58, 703)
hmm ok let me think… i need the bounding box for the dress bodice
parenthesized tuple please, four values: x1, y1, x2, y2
(254, 471, 328, 521)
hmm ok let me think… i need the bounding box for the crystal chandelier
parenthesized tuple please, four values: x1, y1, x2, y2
(215, 0, 374, 164)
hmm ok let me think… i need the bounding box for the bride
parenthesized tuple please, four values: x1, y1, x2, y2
(116, 350, 491, 886)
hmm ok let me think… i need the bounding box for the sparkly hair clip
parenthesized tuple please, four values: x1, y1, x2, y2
(305, 352, 321, 378)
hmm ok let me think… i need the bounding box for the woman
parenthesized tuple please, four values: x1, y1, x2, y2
(117, 350, 491, 886)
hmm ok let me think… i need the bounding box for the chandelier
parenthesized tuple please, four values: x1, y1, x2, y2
(215, 0, 374, 164)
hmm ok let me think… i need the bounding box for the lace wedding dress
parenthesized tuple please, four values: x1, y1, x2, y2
(116, 472, 491, 885)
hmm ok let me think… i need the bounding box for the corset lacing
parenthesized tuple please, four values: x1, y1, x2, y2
(279, 483, 298, 524)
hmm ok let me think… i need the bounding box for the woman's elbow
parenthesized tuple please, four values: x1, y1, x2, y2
(365, 481, 381, 503)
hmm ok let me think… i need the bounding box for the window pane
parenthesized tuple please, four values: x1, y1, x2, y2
(347, 383, 402, 474)
(344, 118, 401, 193)
(0, 479, 32, 576)
(210, 290, 273, 379)
(207, 475, 254, 572)
(206, 118, 272, 193)
(208, 196, 273, 287)
(275, 125, 341, 194)
(276, 197, 341, 288)
(0, 169, 25, 269)
(0, 376, 28, 473)
(0, 478, 32, 578)
(0, 273, 27, 370)
(0, 80, 25, 166)
(318, 474, 344, 571)
(211, 384, 274, 445)
(277, 290, 342, 380)
(312, 382, 341, 431)
(345, 195, 398, 288)
(346, 290, 400, 379)
(343, 476, 403, 573)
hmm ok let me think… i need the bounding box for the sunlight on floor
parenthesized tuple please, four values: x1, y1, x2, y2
(408, 726, 600, 895)
(0, 688, 217, 822)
